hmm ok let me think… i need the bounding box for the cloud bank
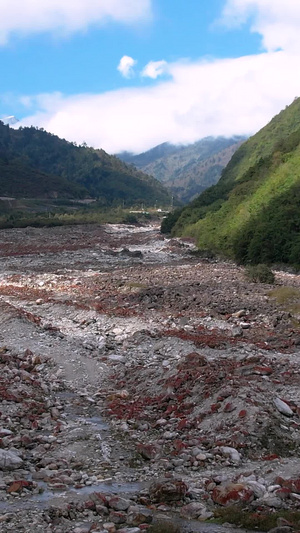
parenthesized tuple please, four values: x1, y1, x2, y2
(0, 0, 152, 44)
(14, 0, 300, 154)
(221, 0, 300, 53)
(19, 50, 300, 154)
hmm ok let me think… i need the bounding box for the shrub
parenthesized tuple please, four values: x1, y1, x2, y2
(122, 213, 138, 225)
(245, 264, 275, 284)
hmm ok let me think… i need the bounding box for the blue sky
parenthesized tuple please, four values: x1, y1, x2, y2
(1, 0, 300, 153)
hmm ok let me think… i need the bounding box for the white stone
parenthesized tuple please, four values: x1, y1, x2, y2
(273, 398, 294, 417)
(246, 481, 266, 498)
(218, 446, 241, 464)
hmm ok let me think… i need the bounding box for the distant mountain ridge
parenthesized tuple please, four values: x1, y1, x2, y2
(118, 136, 246, 203)
(0, 121, 171, 206)
(118, 142, 182, 167)
(162, 97, 300, 266)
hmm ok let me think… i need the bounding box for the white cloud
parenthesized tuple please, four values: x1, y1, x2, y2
(117, 56, 137, 78)
(18, 50, 300, 154)
(221, 0, 300, 52)
(12, 1, 300, 154)
(0, 0, 152, 44)
(141, 60, 168, 79)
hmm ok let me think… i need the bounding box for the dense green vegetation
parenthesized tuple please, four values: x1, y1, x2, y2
(0, 121, 171, 207)
(0, 157, 87, 198)
(119, 136, 245, 203)
(162, 97, 300, 266)
(0, 202, 162, 230)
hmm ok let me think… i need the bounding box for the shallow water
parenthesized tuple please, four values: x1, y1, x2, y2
(0, 480, 146, 512)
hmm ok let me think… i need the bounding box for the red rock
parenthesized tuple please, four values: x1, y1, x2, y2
(84, 500, 96, 510)
(212, 483, 254, 506)
(7, 480, 33, 493)
(127, 507, 153, 526)
(224, 402, 235, 413)
(210, 403, 221, 413)
(137, 443, 159, 460)
(149, 479, 188, 503)
(278, 478, 300, 494)
(253, 366, 273, 375)
(139, 497, 150, 506)
(108, 496, 131, 511)
(238, 409, 247, 418)
(177, 418, 189, 430)
(109, 511, 127, 524)
(275, 487, 291, 499)
(263, 454, 279, 461)
(93, 492, 109, 506)
(173, 439, 187, 452)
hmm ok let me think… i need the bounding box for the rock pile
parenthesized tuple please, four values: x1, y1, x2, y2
(0, 223, 300, 531)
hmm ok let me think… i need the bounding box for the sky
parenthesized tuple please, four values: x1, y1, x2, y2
(1, 0, 300, 154)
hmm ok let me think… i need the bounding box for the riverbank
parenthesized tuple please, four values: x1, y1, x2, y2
(0, 223, 299, 532)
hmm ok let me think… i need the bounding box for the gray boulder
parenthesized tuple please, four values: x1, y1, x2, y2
(0, 449, 23, 470)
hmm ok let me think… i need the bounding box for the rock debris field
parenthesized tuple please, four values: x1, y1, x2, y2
(1, 223, 300, 532)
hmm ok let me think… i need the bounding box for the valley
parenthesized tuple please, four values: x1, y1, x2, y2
(0, 223, 300, 532)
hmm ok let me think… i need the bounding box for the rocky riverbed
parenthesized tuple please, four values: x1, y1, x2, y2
(0, 223, 300, 532)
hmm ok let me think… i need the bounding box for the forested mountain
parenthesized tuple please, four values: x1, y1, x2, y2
(118, 136, 245, 203)
(0, 157, 87, 199)
(0, 122, 171, 206)
(162, 98, 300, 266)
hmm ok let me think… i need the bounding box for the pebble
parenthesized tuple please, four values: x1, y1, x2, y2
(274, 398, 294, 417)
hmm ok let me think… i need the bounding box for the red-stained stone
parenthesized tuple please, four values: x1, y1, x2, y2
(7, 480, 33, 493)
(149, 479, 188, 503)
(253, 366, 273, 375)
(275, 487, 292, 499)
(278, 478, 300, 494)
(137, 443, 159, 460)
(212, 483, 254, 506)
(109, 511, 127, 524)
(238, 409, 247, 418)
(173, 439, 187, 453)
(94, 492, 109, 506)
(108, 497, 131, 512)
(210, 403, 221, 413)
(177, 418, 189, 430)
(224, 402, 235, 413)
(84, 500, 96, 510)
(263, 454, 280, 461)
(127, 507, 153, 526)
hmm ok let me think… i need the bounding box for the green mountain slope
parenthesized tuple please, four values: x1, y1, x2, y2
(0, 158, 87, 198)
(0, 122, 171, 206)
(118, 137, 245, 203)
(162, 98, 300, 266)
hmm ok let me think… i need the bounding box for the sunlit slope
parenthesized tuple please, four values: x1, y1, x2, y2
(164, 98, 300, 265)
